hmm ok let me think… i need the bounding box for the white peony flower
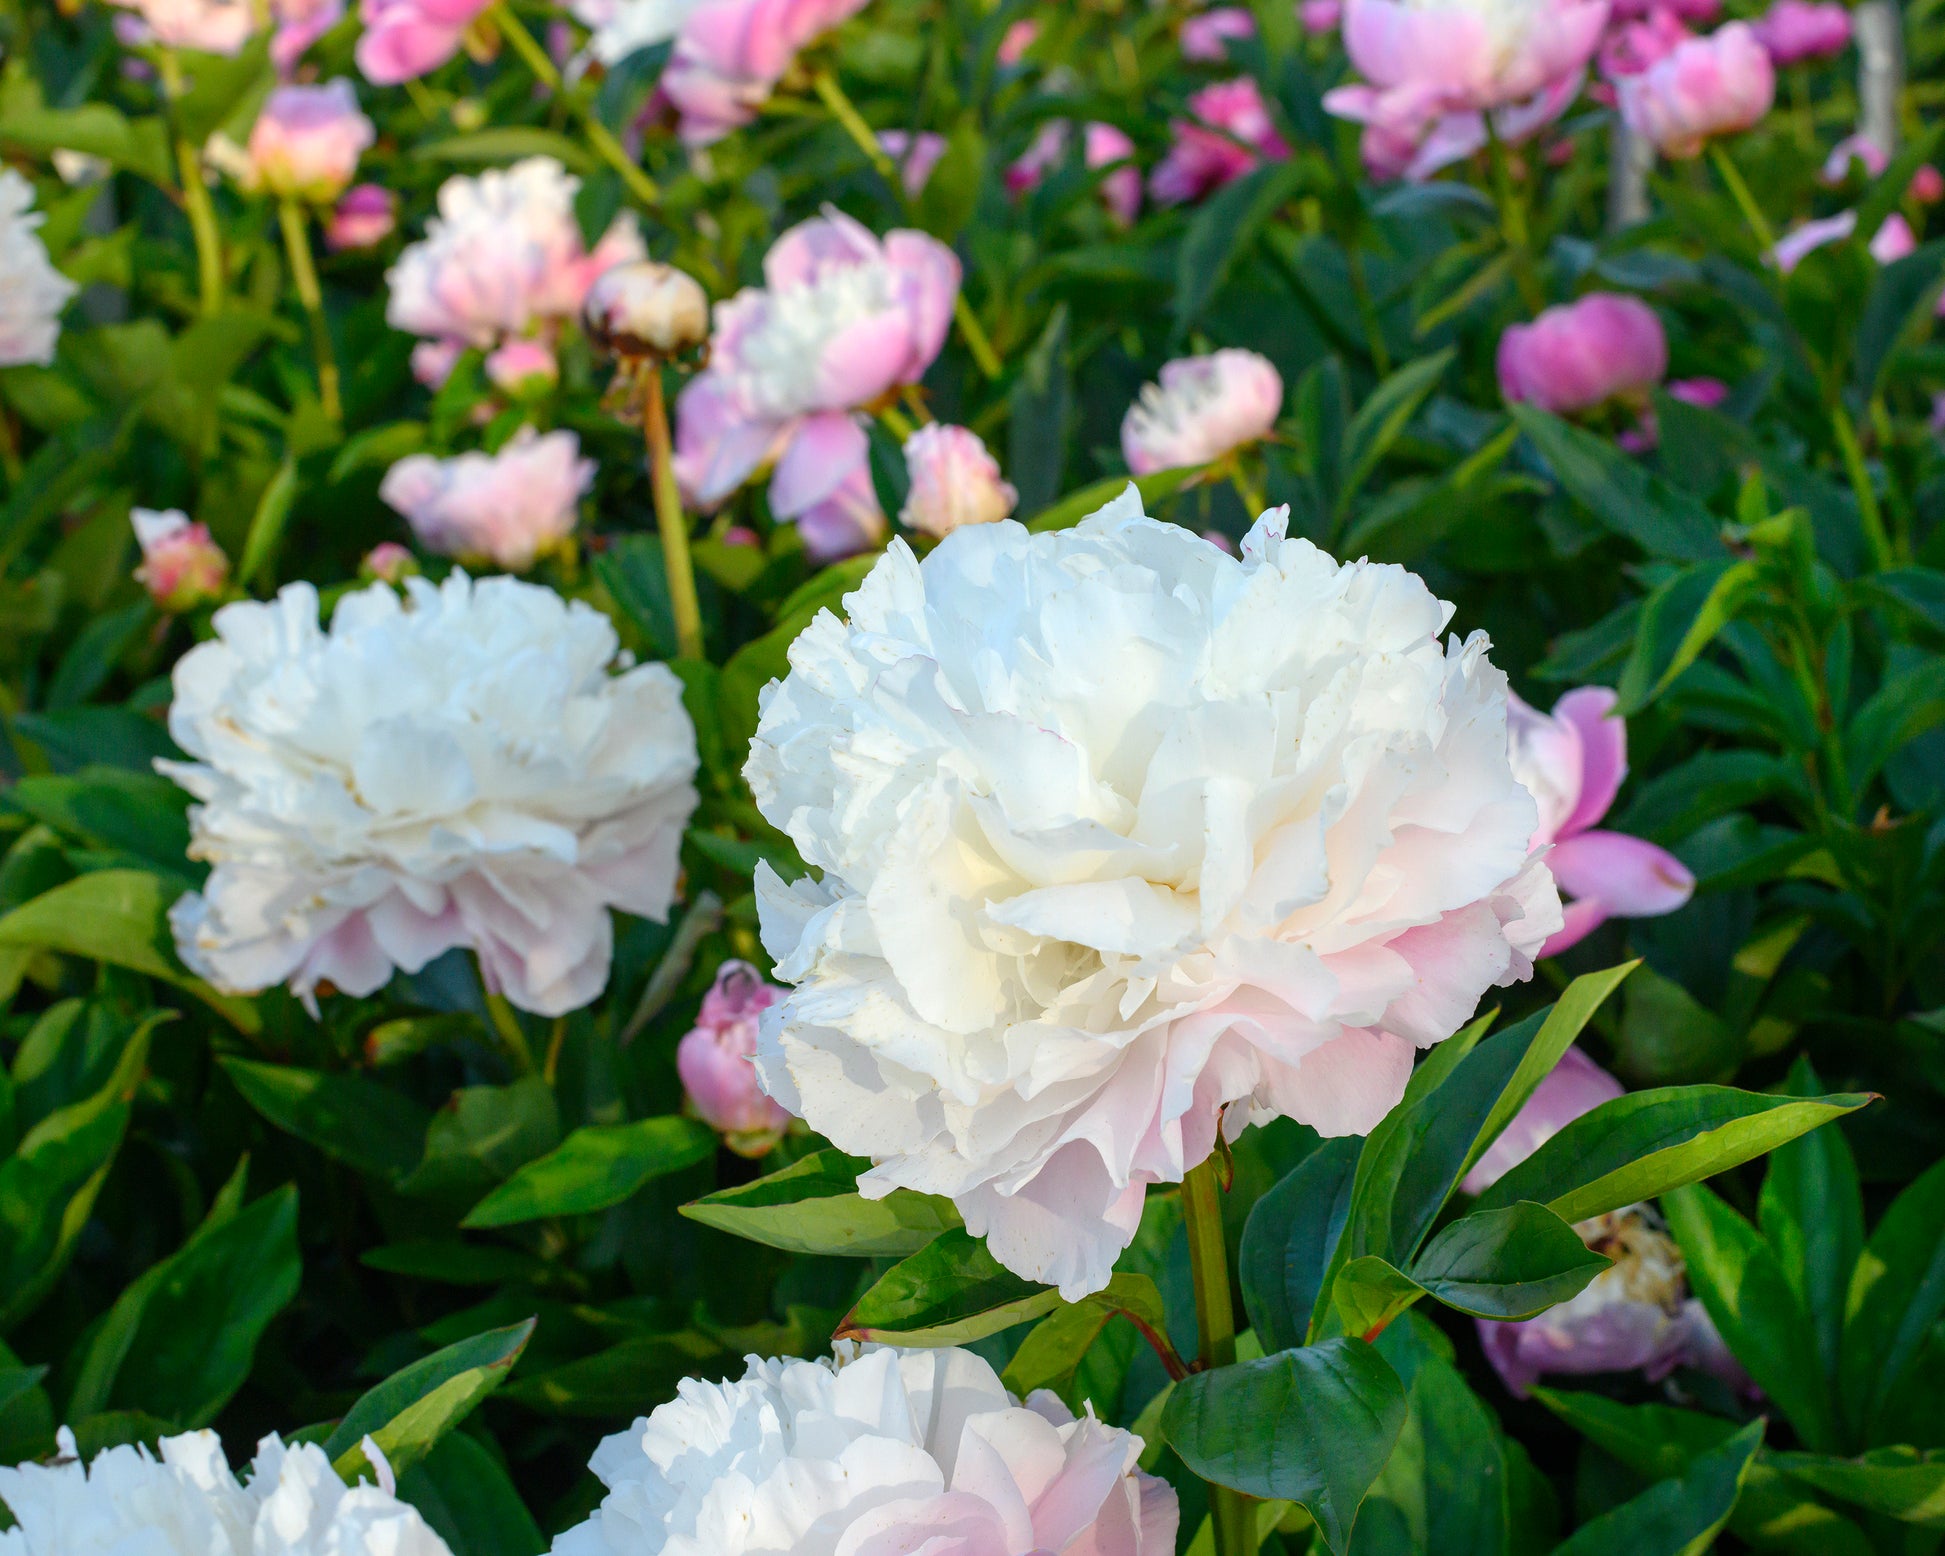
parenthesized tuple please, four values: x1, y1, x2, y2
(161, 572, 700, 1016)
(0, 170, 78, 369)
(553, 1343, 1177, 1556)
(746, 490, 1560, 1297)
(569, 0, 699, 63)
(0, 1427, 452, 1556)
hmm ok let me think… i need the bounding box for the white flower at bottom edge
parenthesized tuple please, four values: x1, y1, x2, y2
(745, 488, 1562, 1299)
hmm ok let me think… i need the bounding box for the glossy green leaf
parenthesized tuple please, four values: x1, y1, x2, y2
(1240, 1135, 1360, 1353)
(1336, 347, 1453, 519)
(1553, 1421, 1763, 1556)
(403, 1078, 561, 1202)
(1615, 559, 1763, 717)
(1772, 1448, 1945, 1530)
(1838, 1155, 1945, 1443)
(462, 1115, 712, 1227)
(222, 1058, 432, 1181)
(1172, 159, 1303, 333)
(1407, 1201, 1609, 1319)
(1509, 404, 1723, 561)
(1001, 1272, 1168, 1405)
(396, 1430, 546, 1556)
(324, 1320, 535, 1483)
(840, 1229, 1058, 1344)
(680, 1148, 962, 1257)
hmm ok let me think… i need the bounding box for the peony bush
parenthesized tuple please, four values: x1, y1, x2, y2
(0, 0, 1940, 1551)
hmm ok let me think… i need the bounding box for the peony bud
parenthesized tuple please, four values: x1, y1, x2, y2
(581, 259, 711, 359)
(1750, 0, 1850, 64)
(241, 79, 374, 203)
(1496, 293, 1668, 416)
(1616, 22, 1775, 159)
(898, 423, 1018, 538)
(325, 181, 396, 250)
(676, 961, 793, 1156)
(484, 337, 558, 396)
(362, 540, 417, 582)
(132, 508, 229, 612)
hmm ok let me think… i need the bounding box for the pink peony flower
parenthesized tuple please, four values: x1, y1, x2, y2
(378, 427, 592, 569)
(1610, 0, 1717, 21)
(271, 0, 344, 71)
(1770, 208, 1915, 272)
(1327, 69, 1581, 181)
(362, 540, 417, 582)
(662, 0, 872, 145)
(1182, 5, 1256, 60)
(410, 337, 463, 388)
(1616, 21, 1774, 158)
(355, 0, 492, 83)
(110, 0, 256, 54)
(241, 80, 374, 203)
(767, 414, 887, 562)
(997, 18, 1038, 63)
(1149, 77, 1292, 205)
(1339, 0, 1610, 114)
(1750, 0, 1850, 63)
(484, 337, 558, 395)
(1497, 293, 1667, 416)
(1598, 7, 1691, 78)
(676, 960, 794, 1155)
(132, 509, 229, 611)
(1300, 0, 1343, 32)
(899, 423, 1018, 538)
(1121, 348, 1284, 474)
(1667, 375, 1728, 407)
(673, 209, 957, 524)
(1508, 686, 1693, 955)
(326, 182, 397, 250)
(1006, 121, 1143, 223)
(386, 158, 644, 349)
(879, 130, 948, 197)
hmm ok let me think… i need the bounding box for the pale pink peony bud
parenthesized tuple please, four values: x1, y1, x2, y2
(326, 183, 396, 250)
(362, 541, 417, 582)
(1616, 21, 1774, 158)
(676, 960, 793, 1156)
(898, 424, 1017, 538)
(242, 80, 374, 203)
(1121, 348, 1284, 474)
(581, 259, 711, 358)
(1496, 293, 1667, 416)
(132, 509, 229, 612)
(484, 338, 558, 396)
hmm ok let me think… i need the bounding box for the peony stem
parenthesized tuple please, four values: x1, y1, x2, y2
(278, 198, 342, 423)
(1483, 122, 1545, 314)
(1829, 401, 1896, 570)
(1708, 142, 1776, 258)
(484, 992, 536, 1073)
(642, 367, 707, 661)
(493, 2, 662, 209)
(1182, 1155, 1255, 1556)
(159, 50, 225, 316)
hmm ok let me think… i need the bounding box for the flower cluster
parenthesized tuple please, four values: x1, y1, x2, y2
(0, 171, 76, 369)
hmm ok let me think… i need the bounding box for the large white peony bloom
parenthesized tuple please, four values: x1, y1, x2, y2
(746, 491, 1561, 1297)
(0, 170, 77, 369)
(162, 573, 700, 1016)
(0, 1427, 452, 1556)
(553, 1343, 1177, 1556)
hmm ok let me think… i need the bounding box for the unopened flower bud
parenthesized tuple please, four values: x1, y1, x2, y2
(362, 541, 417, 583)
(132, 508, 229, 612)
(581, 260, 710, 359)
(677, 960, 793, 1157)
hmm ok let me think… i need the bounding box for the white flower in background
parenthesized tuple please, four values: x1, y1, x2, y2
(0, 1426, 453, 1556)
(0, 170, 78, 368)
(569, 0, 697, 64)
(162, 573, 700, 1016)
(553, 1344, 1178, 1556)
(746, 491, 1561, 1297)
(1120, 348, 1284, 474)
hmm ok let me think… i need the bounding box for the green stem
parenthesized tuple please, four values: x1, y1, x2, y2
(1484, 123, 1544, 313)
(494, 2, 661, 208)
(1830, 400, 1894, 570)
(484, 993, 536, 1073)
(159, 50, 224, 316)
(643, 368, 706, 661)
(1183, 1157, 1254, 1556)
(278, 199, 341, 422)
(1709, 141, 1776, 258)
(877, 403, 917, 442)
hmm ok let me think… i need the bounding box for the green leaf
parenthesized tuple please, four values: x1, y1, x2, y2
(680, 1147, 962, 1257)
(221, 1058, 432, 1182)
(401, 1078, 561, 1202)
(236, 456, 298, 588)
(839, 1228, 1060, 1344)
(1240, 1135, 1360, 1353)
(415, 128, 598, 174)
(397, 1430, 546, 1556)
(1552, 1421, 1764, 1556)
(1858, 566, 1945, 636)
(1161, 1338, 1407, 1554)
(1339, 422, 1520, 560)
(1007, 305, 1071, 513)
(1024, 466, 1207, 532)
(5, 769, 189, 870)
(1772, 1448, 1945, 1530)
(1615, 559, 1763, 716)
(1758, 1056, 1862, 1391)
(1327, 1256, 1425, 1340)
(1471, 1085, 1872, 1227)
(1509, 404, 1723, 561)
(1838, 1156, 1945, 1443)
(1855, 239, 1945, 396)
(1335, 348, 1453, 520)
(496, 1329, 728, 1417)
(1844, 657, 1945, 798)
(462, 1116, 713, 1227)
(594, 534, 678, 660)
(1406, 1201, 1609, 1319)
(323, 1320, 535, 1483)
(1001, 1273, 1169, 1405)
(0, 104, 172, 185)
(1173, 160, 1303, 334)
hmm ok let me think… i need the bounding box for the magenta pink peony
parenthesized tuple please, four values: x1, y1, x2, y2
(676, 960, 794, 1156)
(1616, 21, 1774, 157)
(673, 210, 957, 533)
(1750, 0, 1850, 63)
(240, 80, 374, 203)
(379, 427, 592, 570)
(355, 0, 492, 83)
(1496, 293, 1667, 416)
(1328, 69, 1582, 181)
(1121, 348, 1284, 474)
(132, 509, 230, 612)
(326, 182, 396, 250)
(1771, 208, 1916, 272)
(1301, 0, 1343, 31)
(1508, 686, 1693, 954)
(1007, 122, 1142, 224)
(899, 423, 1018, 538)
(1149, 78, 1292, 205)
(1181, 5, 1256, 60)
(661, 0, 872, 145)
(1338, 0, 1610, 114)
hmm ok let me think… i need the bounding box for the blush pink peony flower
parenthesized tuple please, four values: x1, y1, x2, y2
(326, 182, 396, 250)
(899, 423, 1017, 538)
(1327, 68, 1582, 181)
(1182, 5, 1256, 59)
(1301, 0, 1343, 31)
(879, 130, 948, 197)
(110, 0, 256, 53)
(1121, 348, 1284, 474)
(1770, 208, 1914, 271)
(484, 338, 559, 395)
(132, 509, 230, 612)
(673, 210, 957, 523)
(386, 158, 644, 349)
(998, 17, 1039, 62)
(240, 80, 374, 203)
(556, 1345, 1178, 1556)
(1750, 0, 1849, 63)
(1508, 686, 1693, 954)
(1006, 121, 1143, 223)
(1149, 77, 1292, 204)
(768, 414, 888, 561)
(411, 338, 464, 388)
(355, 0, 493, 83)
(746, 492, 1561, 1296)
(379, 427, 592, 569)
(1616, 21, 1774, 157)
(1598, 7, 1691, 78)
(661, 0, 872, 145)
(1496, 293, 1667, 416)
(1338, 0, 1610, 114)
(677, 960, 794, 1155)
(272, 0, 345, 70)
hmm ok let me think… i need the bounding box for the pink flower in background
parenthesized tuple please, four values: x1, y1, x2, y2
(1463, 1045, 1624, 1195)
(899, 423, 1017, 538)
(673, 210, 957, 524)
(1182, 6, 1256, 60)
(879, 130, 947, 197)
(1610, 0, 1716, 21)
(355, 0, 492, 82)
(1007, 121, 1143, 223)
(1822, 131, 1887, 182)
(1339, 0, 1610, 114)
(1497, 293, 1667, 416)
(662, 0, 872, 145)
(1598, 7, 1691, 79)
(677, 960, 794, 1156)
(1329, 68, 1581, 181)
(997, 18, 1038, 62)
(1616, 22, 1774, 157)
(386, 158, 644, 349)
(132, 509, 229, 612)
(767, 414, 887, 561)
(379, 428, 592, 569)
(1751, 0, 1849, 63)
(1122, 348, 1283, 473)
(363, 540, 416, 582)
(1668, 375, 1728, 407)
(1300, 0, 1342, 32)
(1149, 77, 1291, 204)
(1508, 686, 1693, 954)
(411, 338, 463, 388)
(271, 0, 344, 70)
(241, 80, 374, 203)
(109, 0, 256, 54)
(326, 182, 397, 250)
(484, 338, 558, 395)
(1770, 208, 1915, 271)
